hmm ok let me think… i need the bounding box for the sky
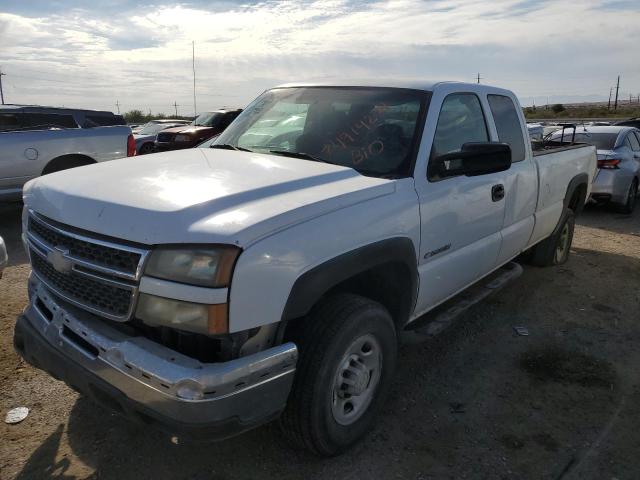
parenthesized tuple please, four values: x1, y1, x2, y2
(1, 0, 639, 115)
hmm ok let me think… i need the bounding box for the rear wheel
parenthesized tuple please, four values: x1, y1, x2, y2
(619, 179, 638, 214)
(279, 294, 397, 456)
(529, 208, 575, 267)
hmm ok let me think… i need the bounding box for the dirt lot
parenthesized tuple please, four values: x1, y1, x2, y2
(1, 202, 639, 480)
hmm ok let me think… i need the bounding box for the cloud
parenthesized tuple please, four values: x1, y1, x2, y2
(0, 0, 638, 112)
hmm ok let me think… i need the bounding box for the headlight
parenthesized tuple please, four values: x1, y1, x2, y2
(174, 134, 191, 142)
(136, 293, 228, 334)
(145, 247, 240, 287)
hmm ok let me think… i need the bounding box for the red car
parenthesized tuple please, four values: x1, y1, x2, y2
(155, 109, 241, 151)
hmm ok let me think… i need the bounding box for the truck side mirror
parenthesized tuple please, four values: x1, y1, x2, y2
(432, 142, 512, 178)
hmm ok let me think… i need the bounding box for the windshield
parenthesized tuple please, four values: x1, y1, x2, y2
(139, 123, 174, 135)
(214, 87, 429, 177)
(551, 131, 618, 150)
(193, 112, 223, 127)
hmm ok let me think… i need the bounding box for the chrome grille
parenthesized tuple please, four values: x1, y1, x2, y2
(26, 212, 149, 321)
(29, 217, 140, 275)
(31, 251, 133, 317)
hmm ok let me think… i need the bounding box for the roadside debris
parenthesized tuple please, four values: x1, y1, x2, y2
(513, 326, 529, 336)
(5, 407, 29, 424)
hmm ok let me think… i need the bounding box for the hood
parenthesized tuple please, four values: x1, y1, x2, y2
(160, 125, 212, 135)
(23, 149, 395, 246)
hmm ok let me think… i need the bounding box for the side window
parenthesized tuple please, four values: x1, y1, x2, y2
(635, 131, 640, 149)
(627, 132, 640, 151)
(624, 136, 633, 149)
(487, 94, 526, 162)
(430, 93, 488, 162)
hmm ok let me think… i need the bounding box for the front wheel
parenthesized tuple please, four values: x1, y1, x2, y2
(279, 294, 397, 456)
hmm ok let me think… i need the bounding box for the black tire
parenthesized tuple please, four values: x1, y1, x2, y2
(279, 293, 397, 456)
(139, 143, 155, 155)
(529, 208, 575, 267)
(619, 179, 638, 214)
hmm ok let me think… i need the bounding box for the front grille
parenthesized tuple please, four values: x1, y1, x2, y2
(29, 218, 140, 275)
(26, 212, 148, 321)
(31, 251, 133, 318)
(157, 132, 174, 142)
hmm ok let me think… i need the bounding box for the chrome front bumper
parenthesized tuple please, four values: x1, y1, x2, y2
(15, 276, 298, 438)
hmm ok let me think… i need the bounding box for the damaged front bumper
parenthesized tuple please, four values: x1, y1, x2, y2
(14, 277, 298, 439)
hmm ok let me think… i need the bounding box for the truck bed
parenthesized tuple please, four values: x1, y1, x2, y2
(531, 141, 593, 157)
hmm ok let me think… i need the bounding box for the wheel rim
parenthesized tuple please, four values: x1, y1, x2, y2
(555, 222, 570, 263)
(331, 334, 382, 426)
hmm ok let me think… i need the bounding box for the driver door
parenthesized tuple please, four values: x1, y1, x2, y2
(413, 91, 508, 315)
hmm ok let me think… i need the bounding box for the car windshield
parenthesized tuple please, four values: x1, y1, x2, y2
(551, 131, 618, 150)
(213, 87, 429, 177)
(138, 123, 174, 135)
(193, 112, 223, 127)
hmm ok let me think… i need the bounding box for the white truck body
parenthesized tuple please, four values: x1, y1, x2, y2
(0, 125, 132, 201)
(15, 81, 597, 453)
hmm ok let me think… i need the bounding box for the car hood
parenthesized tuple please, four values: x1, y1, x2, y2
(23, 149, 395, 246)
(159, 125, 212, 135)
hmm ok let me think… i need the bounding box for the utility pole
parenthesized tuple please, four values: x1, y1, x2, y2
(115, 100, 120, 114)
(614, 75, 620, 111)
(173, 101, 179, 117)
(608, 87, 613, 110)
(192, 41, 197, 117)
(476, 73, 482, 84)
(0, 67, 6, 105)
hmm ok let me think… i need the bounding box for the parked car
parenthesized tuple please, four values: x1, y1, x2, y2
(155, 109, 241, 151)
(548, 126, 640, 212)
(0, 105, 126, 129)
(527, 123, 544, 141)
(0, 235, 7, 278)
(134, 120, 191, 155)
(15, 81, 596, 456)
(1, 121, 134, 202)
(615, 117, 640, 129)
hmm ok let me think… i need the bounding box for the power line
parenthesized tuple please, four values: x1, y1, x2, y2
(192, 41, 197, 117)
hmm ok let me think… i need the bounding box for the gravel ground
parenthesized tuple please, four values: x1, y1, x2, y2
(1, 202, 639, 480)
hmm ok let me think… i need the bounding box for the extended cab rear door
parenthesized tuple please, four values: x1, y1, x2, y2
(412, 86, 509, 314)
(484, 93, 537, 265)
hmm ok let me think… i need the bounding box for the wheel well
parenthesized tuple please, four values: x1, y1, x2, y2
(42, 154, 95, 175)
(326, 261, 414, 326)
(281, 260, 415, 342)
(568, 183, 587, 214)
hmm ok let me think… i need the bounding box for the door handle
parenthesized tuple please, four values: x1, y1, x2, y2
(492, 184, 505, 202)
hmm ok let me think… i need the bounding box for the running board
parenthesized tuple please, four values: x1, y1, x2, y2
(400, 262, 523, 344)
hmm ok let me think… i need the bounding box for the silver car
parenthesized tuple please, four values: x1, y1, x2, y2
(550, 126, 640, 213)
(134, 120, 190, 155)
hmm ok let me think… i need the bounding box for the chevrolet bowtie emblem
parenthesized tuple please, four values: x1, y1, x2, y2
(47, 247, 72, 273)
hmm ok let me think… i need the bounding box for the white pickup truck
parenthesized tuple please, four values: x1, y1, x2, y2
(0, 115, 134, 201)
(14, 81, 596, 456)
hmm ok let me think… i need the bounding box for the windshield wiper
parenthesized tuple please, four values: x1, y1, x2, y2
(268, 150, 337, 165)
(209, 144, 253, 152)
